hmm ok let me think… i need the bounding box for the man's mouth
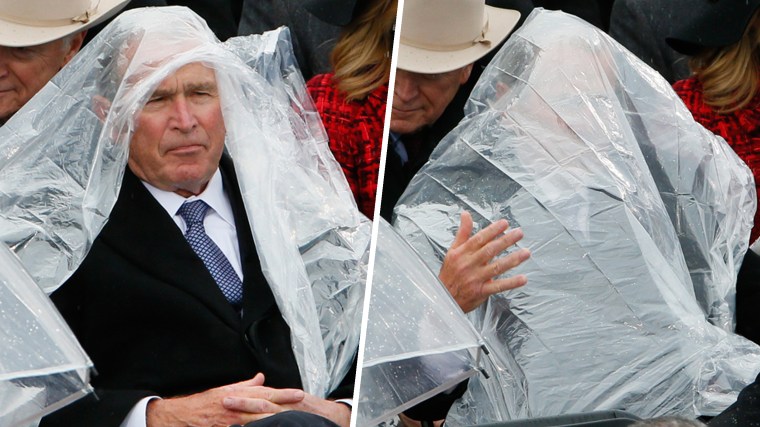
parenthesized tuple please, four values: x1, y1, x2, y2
(167, 143, 204, 155)
(392, 106, 421, 116)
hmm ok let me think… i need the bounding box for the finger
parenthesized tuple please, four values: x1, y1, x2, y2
(474, 227, 524, 265)
(462, 218, 510, 253)
(223, 396, 286, 414)
(250, 372, 265, 387)
(476, 247, 531, 283)
(232, 373, 266, 388)
(450, 211, 474, 250)
(485, 274, 529, 296)
(255, 387, 305, 404)
(222, 374, 265, 393)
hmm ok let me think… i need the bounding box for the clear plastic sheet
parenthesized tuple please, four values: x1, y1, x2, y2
(0, 6, 367, 397)
(393, 9, 760, 423)
(357, 219, 483, 426)
(0, 244, 91, 426)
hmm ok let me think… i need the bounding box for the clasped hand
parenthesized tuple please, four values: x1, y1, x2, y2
(146, 373, 350, 427)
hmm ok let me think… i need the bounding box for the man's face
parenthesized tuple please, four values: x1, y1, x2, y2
(0, 35, 84, 124)
(390, 65, 473, 135)
(128, 63, 226, 197)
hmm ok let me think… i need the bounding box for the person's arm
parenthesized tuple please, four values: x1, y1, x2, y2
(40, 389, 157, 427)
(389, 213, 529, 425)
(354, 89, 385, 218)
(121, 396, 158, 427)
(146, 374, 309, 427)
(439, 211, 531, 313)
(220, 357, 357, 427)
(218, 375, 351, 427)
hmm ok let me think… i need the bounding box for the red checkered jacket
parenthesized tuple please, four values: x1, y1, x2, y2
(307, 73, 387, 219)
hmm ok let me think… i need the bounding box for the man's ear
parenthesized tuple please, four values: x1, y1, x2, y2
(62, 31, 87, 65)
(92, 95, 111, 122)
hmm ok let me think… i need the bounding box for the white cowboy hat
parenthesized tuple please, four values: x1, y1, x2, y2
(0, 0, 129, 47)
(398, 0, 520, 74)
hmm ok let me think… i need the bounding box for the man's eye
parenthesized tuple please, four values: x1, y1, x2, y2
(147, 96, 165, 104)
(11, 47, 35, 58)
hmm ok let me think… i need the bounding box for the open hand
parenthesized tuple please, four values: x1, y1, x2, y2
(438, 211, 531, 312)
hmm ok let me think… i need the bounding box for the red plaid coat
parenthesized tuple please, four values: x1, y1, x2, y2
(308, 73, 387, 219)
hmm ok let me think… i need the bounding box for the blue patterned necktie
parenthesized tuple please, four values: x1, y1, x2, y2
(177, 200, 243, 307)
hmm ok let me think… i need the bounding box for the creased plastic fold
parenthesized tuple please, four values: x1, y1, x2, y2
(394, 9, 760, 424)
(0, 6, 366, 398)
(0, 244, 91, 426)
(357, 219, 484, 426)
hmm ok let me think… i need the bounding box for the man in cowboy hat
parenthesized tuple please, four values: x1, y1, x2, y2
(0, 0, 129, 125)
(381, 0, 523, 221)
(381, 0, 531, 315)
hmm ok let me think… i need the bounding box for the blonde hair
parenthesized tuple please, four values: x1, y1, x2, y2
(690, 11, 760, 113)
(330, 0, 396, 101)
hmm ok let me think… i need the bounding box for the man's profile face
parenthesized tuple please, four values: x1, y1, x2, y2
(0, 36, 83, 124)
(390, 65, 473, 135)
(128, 62, 226, 197)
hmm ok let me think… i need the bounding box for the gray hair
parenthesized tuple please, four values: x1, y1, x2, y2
(59, 32, 82, 52)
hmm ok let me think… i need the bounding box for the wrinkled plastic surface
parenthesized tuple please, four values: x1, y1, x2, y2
(357, 219, 483, 426)
(0, 7, 367, 397)
(0, 244, 91, 426)
(394, 9, 760, 423)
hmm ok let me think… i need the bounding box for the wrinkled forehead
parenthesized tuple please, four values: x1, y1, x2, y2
(95, 7, 231, 108)
(151, 62, 218, 93)
(118, 37, 210, 86)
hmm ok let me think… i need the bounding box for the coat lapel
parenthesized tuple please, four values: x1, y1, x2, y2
(100, 168, 242, 330)
(217, 155, 277, 328)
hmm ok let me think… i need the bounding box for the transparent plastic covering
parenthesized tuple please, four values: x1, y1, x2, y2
(357, 219, 484, 426)
(0, 6, 368, 397)
(0, 244, 91, 426)
(393, 9, 760, 423)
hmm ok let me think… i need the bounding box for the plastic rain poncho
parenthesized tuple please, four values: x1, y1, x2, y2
(0, 6, 369, 397)
(393, 9, 760, 423)
(0, 244, 91, 426)
(357, 219, 486, 426)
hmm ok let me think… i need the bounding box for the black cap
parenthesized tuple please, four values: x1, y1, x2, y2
(666, 0, 760, 55)
(303, 0, 361, 26)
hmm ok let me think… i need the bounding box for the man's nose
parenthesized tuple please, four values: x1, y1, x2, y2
(394, 71, 419, 102)
(171, 97, 198, 131)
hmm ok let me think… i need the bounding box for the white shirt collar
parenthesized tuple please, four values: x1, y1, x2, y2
(141, 169, 236, 227)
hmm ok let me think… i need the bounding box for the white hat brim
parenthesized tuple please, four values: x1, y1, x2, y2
(398, 7, 520, 74)
(0, 0, 129, 47)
